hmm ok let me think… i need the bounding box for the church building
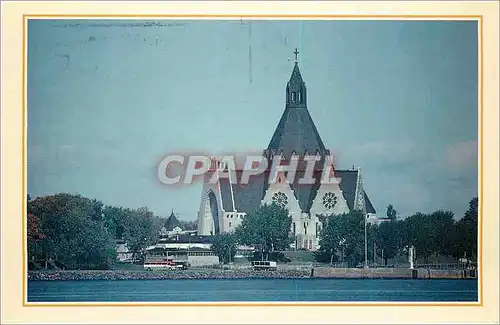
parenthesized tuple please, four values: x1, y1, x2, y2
(197, 51, 379, 251)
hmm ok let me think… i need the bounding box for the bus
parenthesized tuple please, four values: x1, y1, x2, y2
(143, 259, 186, 271)
(252, 261, 277, 271)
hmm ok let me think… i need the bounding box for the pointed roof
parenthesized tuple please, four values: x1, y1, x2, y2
(219, 170, 376, 215)
(288, 62, 304, 87)
(267, 63, 326, 157)
(164, 210, 181, 231)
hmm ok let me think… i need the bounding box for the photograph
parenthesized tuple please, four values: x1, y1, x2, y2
(26, 18, 479, 303)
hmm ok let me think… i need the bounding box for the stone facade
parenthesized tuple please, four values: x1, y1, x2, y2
(197, 59, 380, 250)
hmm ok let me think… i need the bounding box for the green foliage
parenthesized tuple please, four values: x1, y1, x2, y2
(386, 204, 397, 221)
(316, 199, 478, 266)
(27, 213, 45, 261)
(27, 194, 114, 269)
(121, 207, 156, 261)
(399, 210, 456, 262)
(27, 193, 159, 270)
(454, 197, 478, 259)
(178, 220, 197, 230)
(102, 205, 128, 240)
(210, 233, 238, 264)
(317, 210, 366, 267)
(376, 219, 398, 265)
(234, 203, 293, 257)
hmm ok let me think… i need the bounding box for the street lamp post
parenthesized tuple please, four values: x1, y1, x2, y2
(339, 238, 346, 268)
(364, 214, 368, 268)
(224, 243, 232, 264)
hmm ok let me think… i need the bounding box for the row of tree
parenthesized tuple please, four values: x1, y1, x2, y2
(211, 198, 478, 267)
(27, 193, 176, 269)
(27, 191, 478, 269)
(316, 198, 478, 267)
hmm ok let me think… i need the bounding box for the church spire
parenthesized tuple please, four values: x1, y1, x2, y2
(286, 48, 306, 107)
(267, 50, 326, 158)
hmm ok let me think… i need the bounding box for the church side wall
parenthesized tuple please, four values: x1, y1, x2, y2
(222, 212, 245, 233)
(309, 179, 351, 218)
(197, 174, 225, 236)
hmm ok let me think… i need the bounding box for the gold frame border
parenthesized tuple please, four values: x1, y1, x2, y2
(21, 14, 484, 308)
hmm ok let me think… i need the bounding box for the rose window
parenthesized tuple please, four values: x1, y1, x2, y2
(272, 192, 288, 209)
(322, 192, 337, 210)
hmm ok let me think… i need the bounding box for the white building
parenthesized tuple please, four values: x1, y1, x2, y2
(197, 54, 382, 251)
(115, 240, 134, 262)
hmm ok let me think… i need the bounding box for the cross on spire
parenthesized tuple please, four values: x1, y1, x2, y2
(293, 48, 299, 62)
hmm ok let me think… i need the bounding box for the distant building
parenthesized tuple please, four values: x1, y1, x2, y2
(145, 234, 256, 266)
(145, 235, 219, 267)
(115, 240, 134, 262)
(159, 210, 197, 239)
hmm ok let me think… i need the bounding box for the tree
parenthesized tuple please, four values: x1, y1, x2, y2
(429, 210, 455, 259)
(234, 203, 293, 260)
(455, 197, 478, 260)
(122, 207, 156, 262)
(386, 204, 397, 221)
(403, 213, 434, 262)
(27, 193, 115, 269)
(316, 211, 366, 267)
(27, 213, 45, 261)
(179, 220, 197, 231)
(400, 210, 455, 263)
(376, 219, 399, 265)
(102, 205, 128, 240)
(211, 233, 238, 264)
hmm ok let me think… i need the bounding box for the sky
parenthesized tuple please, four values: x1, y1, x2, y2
(27, 20, 478, 220)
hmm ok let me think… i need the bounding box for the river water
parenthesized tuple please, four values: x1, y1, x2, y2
(28, 278, 478, 302)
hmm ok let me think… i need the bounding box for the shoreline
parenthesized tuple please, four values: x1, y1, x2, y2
(28, 268, 476, 281)
(28, 269, 311, 281)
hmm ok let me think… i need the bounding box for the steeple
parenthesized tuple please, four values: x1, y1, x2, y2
(286, 49, 307, 108)
(165, 209, 181, 231)
(267, 49, 326, 158)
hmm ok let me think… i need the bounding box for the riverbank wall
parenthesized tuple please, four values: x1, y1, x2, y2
(312, 267, 476, 279)
(28, 267, 476, 281)
(28, 269, 311, 281)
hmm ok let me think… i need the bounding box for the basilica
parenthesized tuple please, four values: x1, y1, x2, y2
(197, 52, 380, 251)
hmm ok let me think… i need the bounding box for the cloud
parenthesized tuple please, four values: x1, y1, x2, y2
(345, 140, 477, 218)
(444, 140, 477, 176)
(340, 140, 429, 172)
(369, 174, 432, 216)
